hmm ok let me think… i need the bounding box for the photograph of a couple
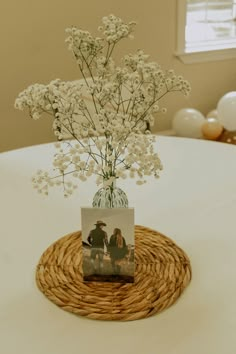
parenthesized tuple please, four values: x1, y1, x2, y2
(81, 208, 135, 283)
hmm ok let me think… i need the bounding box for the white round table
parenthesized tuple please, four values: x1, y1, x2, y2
(1, 136, 236, 354)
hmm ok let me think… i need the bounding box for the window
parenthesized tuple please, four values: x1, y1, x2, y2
(176, 0, 236, 63)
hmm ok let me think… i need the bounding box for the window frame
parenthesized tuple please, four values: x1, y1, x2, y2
(175, 0, 236, 64)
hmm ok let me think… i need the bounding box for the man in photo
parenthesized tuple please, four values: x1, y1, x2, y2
(87, 220, 108, 274)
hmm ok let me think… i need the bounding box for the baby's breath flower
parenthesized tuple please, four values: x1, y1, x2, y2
(15, 14, 190, 197)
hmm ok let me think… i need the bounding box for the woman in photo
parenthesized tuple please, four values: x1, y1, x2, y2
(109, 228, 128, 275)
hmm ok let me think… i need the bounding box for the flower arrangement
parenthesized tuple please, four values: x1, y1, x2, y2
(15, 14, 190, 198)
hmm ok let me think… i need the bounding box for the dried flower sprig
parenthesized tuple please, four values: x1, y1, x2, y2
(15, 14, 190, 197)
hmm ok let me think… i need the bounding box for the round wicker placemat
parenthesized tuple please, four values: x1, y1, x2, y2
(36, 225, 191, 321)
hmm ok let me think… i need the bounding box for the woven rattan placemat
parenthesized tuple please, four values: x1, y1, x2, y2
(36, 225, 191, 321)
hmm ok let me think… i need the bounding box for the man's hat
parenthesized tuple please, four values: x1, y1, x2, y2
(95, 220, 107, 226)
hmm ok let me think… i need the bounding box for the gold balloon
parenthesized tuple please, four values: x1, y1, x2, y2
(201, 118, 223, 140)
(206, 109, 218, 119)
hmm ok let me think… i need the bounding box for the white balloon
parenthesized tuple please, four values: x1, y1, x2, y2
(217, 92, 236, 131)
(172, 108, 205, 138)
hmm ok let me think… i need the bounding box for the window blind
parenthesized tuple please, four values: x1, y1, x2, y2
(186, 0, 236, 51)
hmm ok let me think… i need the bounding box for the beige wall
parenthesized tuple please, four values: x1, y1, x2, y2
(1, 0, 236, 152)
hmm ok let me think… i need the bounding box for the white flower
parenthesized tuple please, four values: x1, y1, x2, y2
(15, 14, 191, 197)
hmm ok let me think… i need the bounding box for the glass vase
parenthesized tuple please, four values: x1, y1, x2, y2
(92, 181, 128, 208)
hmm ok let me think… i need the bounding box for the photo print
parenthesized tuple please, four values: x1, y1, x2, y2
(81, 208, 135, 283)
